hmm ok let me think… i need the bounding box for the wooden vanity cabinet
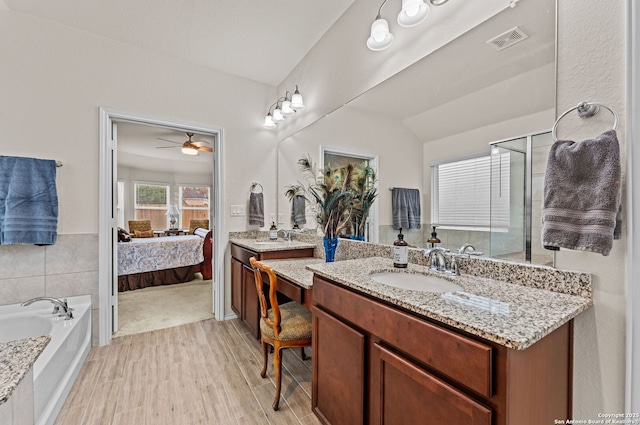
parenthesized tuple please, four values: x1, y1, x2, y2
(230, 243, 314, 338)
(312, 275, 572, 425)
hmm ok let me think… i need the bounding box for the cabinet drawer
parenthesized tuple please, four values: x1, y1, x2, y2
(371, 342, 492, 425)
(275, 276, 303, 304)
(314, 276, 493, 398)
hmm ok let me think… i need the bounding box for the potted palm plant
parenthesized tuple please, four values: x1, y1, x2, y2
(286, 155, 354, 261)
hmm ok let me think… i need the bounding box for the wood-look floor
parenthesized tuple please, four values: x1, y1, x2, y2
(55, 318, 320, 425)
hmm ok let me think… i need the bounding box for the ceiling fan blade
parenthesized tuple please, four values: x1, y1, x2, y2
(197, 146, 213, 153)
(156, 145, 181, 149)
(192, 141, 210, 147)
(156, 137, 182, 145)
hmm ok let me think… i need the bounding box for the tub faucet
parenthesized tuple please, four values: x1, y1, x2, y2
(21, 297, 74, 320)
(458, 243, 483, 256)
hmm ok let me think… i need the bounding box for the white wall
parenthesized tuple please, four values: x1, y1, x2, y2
(0, 11, 278, 335)
(277, 105, 424, 231)
(556, 0, 628, 416)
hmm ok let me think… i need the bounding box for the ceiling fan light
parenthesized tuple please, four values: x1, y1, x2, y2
(290, 85, 305, 110)
(272, 107, 285, 123)
(397, 0, 429, 27)
(281, 100, 295, 116)
(263, 113, 277, 129)
(367, 18, 394, 51)
(182, 146, 199, 155)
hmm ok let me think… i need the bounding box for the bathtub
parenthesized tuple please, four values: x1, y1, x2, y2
(0, 295, 91, 425)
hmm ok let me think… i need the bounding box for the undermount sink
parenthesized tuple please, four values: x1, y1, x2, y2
(254, 240, 286, 245)
(370, 271, 462, 293)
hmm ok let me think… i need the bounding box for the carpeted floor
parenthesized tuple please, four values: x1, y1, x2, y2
(113, 274, 213, 337)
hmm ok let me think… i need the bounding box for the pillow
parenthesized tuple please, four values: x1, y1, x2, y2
(117, 227, 131, 242)
(134, 230, 154, 238)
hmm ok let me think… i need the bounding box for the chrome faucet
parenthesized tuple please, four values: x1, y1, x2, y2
(277, 229, 291, 241)
(21, 297, 74, 320)
(458, 243, 483, 256)
(424, 247, 447, 273)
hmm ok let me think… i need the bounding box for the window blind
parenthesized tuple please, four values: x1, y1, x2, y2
(431, 154, 510, 229)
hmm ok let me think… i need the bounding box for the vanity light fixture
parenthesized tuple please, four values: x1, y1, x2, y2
(263, 85, 305, 129)
(368, 0, 448, 51)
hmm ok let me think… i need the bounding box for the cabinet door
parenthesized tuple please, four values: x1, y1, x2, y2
(242, 264, 260, 339)
(312, 307, 366, 425)
(370, 342, 492, 425)
(230, 257, 243, 317)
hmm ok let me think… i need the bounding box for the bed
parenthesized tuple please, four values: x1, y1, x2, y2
(117, 228, 212, 292)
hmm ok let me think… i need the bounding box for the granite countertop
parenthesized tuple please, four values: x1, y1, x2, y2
(305, 257, 592, 350)
(0, 335, 50, 405)
(261, 258, 326, 289)
(229, 238, 316, 253)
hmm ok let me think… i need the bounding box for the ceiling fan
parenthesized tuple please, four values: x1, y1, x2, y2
(156, 132, 213, 155)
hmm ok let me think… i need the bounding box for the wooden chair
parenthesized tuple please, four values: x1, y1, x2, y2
(189, 219, 209, 234)
(249, 257, 312, 411)
(128, 220, 152, 234)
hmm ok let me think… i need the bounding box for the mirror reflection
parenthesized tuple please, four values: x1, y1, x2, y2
(277, 0, 556, 266)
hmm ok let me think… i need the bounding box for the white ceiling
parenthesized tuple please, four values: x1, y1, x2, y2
(3, 0, 354, 86)
(116, 123, 215, 174)
(5, 0, 555, 170)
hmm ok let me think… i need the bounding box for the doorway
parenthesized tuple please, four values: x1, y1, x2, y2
(98, 108, 225, 346)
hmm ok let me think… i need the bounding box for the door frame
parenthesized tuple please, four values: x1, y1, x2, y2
(98, 107, 225, 346)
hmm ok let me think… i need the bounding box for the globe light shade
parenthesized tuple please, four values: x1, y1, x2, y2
(272, 107, 285, 123)
(290, 88, 305, 110)
(182, 146, 198, 155)
(281, 100, 295, 116)
(367, 18, 394, 51)
(263, 114, 277, 129)
(397, 0, 429, 27)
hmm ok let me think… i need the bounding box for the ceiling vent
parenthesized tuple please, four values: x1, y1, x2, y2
(486, 26, 529, 51)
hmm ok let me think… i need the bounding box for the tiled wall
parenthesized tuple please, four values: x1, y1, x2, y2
(0, 234, 100, 345)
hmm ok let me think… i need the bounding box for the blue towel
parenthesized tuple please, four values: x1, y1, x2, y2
(392, 188, 421, 230)
(0, 156, 59, 245)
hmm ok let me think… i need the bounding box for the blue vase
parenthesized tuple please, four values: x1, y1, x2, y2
(323, 236, 339, 262)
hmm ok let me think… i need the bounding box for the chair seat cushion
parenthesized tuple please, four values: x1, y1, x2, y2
(260, 301, 312, 342)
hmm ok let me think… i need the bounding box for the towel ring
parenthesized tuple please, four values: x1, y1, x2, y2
(250, 182, 263, 193)
(552, 102, 619, 141)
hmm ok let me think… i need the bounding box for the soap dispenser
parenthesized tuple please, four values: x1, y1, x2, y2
(393, 228, 408, 268)
(269, 222, 278, 240)
(427, 226, 441, 248)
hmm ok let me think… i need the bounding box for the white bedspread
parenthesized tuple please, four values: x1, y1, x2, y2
(117, 235, 204, 276)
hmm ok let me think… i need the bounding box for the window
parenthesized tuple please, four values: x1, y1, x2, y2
(134, 182, 170, 230)
(431, 154, 510, 230)
(179, 185, 210, 228)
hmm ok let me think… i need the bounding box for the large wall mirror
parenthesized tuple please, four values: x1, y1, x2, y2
(277, 0, 556, 266)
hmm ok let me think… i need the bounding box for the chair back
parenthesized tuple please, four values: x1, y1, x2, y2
(249, 257, 282, 338)
(128, 220, 152, 233)
(189, 219, 210, 234)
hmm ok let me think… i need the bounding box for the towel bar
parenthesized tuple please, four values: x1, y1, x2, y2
(552, 101, 618, 141)
(250, 182, 263, 193)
